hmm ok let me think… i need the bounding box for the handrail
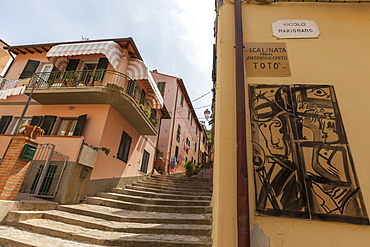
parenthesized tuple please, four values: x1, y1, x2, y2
(29, 69, 159, 129)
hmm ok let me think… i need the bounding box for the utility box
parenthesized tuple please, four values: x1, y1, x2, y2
(19, 144, 37, 161)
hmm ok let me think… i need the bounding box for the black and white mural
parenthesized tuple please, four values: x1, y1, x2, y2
(249, 84, 368, 224)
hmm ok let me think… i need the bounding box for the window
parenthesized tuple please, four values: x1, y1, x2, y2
(175, 146, 179, 158)
(180, 95, 184, 107)
(117, 131, 132, 163)
(0, 114, 86, 136)
(0, 116, 13, 134)
(196, 127, 198, 136)
(54, 118, 78, 136)
(188, 110, 191, 121)
(139, 89, 146, 106)
(176, 124, 181, 143)
(5, 117, 32, 134)
(140, 150, 150, 174)
(157, 81, 166, 97)
(50, 115, 87, 136)
(19, 60, 40, 79)
(194, 143, 197, 151)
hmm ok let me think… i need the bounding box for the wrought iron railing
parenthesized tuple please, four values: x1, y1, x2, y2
(29, 69, 159, 128)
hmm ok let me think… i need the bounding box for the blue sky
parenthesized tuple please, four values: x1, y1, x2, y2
(1, 0, 215, 124)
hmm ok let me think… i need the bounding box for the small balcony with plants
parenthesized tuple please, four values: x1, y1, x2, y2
(25, 69, 159, 135)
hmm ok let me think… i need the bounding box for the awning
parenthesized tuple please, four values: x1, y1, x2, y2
(127, 59, 164, 109)
(46, 41, 123, 70)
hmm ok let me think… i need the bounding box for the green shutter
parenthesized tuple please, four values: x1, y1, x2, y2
(19, 60, 39, 79)
(157, 82, 166, 97)
(49, 66, 61, 81)
(94, 58, 109, 81)
(40, 115, 57, 135)
(0, 116, 13, 134)
(29, 116, 43, 127)
(140, 150, 150, 174)
(65, 59, 80, 71)
(117, 131, 132, 163)
(73, 114, 87, 136)
(97, 58, 109, 70)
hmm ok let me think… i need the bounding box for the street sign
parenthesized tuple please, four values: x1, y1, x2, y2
(272, 19, 320, 39)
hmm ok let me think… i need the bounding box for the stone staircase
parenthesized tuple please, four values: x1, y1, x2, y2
(0, 174, 213, 246)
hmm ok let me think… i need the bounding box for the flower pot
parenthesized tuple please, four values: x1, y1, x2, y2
(93, 81, 103, 86)
(185, 171, 193, 177)
(23, 125, 44, 139)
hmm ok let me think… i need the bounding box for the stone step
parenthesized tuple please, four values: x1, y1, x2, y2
(0, 226, 102, 247)
(8, 218, 212, 246)
(96, 192, 211, 206)
(134, 181, 213, 192)
(151, 175, 212, 182)
(109, 188, 212, 201)
(126, 184, 213, 196)
(86, 196, 212, 214)
(6, 210, 211, 236)
(131, 183, 212, 193)
(139, 178, 213, 187)
(58, 204, 212, 225)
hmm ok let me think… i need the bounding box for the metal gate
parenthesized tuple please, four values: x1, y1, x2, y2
(19, 143, 68, 198)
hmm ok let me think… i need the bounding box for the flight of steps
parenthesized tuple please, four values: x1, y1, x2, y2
(0, 174, 213, 246)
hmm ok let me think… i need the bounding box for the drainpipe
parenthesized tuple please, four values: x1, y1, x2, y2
(234, 1, 250, 247)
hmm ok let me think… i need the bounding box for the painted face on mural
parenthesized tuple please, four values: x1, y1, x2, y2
(296, 87, 340, 144)
(258, 114, 290, 157)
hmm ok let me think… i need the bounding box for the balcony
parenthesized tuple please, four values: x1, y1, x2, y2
(26, 70, 159, 135)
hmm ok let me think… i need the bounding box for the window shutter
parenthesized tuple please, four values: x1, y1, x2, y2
(140, 150, 150, 174)
(97, 58, 109, 70)
(73, 114, 87, 136)
(29, 116, 43, 127)
(157, 82, 166, 97)
(19, 60, 40, 79)
(117, 131, 132, 163)
(40, 115, 57, 135)
(0, 116, 13, 134)
(49, 66, 61, 81)
(65, 59, 80, 71)
(94, 58, 109, 81)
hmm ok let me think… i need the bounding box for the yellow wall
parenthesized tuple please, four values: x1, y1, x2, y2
(214, 2, 370, 246)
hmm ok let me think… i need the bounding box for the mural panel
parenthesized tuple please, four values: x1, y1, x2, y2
(249, 84, 368, 224)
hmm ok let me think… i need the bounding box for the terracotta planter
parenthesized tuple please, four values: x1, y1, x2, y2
(185, 171, 193, 177)
(23, 125, 44, 139)
(93, 81, 103, 86)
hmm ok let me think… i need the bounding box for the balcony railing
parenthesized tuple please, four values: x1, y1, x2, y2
(29, 69, 159, 128)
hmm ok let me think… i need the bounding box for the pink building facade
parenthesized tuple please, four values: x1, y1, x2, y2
(152, 71, 208, 174)
(0, 38, 165, 203)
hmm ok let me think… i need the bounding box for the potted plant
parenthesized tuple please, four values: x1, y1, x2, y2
(85, 143, 111, 156)
(183, 160, 194, 177)
(149, 117, 158, 126)
(64, 72, 78, 87)
(157, 166, 167, 175)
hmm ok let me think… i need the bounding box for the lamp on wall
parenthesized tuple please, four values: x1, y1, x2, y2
(204, 109, 211, 121)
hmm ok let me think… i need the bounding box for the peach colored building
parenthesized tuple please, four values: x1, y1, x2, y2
(0, 38, 165, 203)
(151, 71, 208, 174)
(0, 40, 11, 76)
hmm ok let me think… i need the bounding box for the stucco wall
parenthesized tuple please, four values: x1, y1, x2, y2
(91, 106, 157, 180)
(214, 2, 370, 247)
